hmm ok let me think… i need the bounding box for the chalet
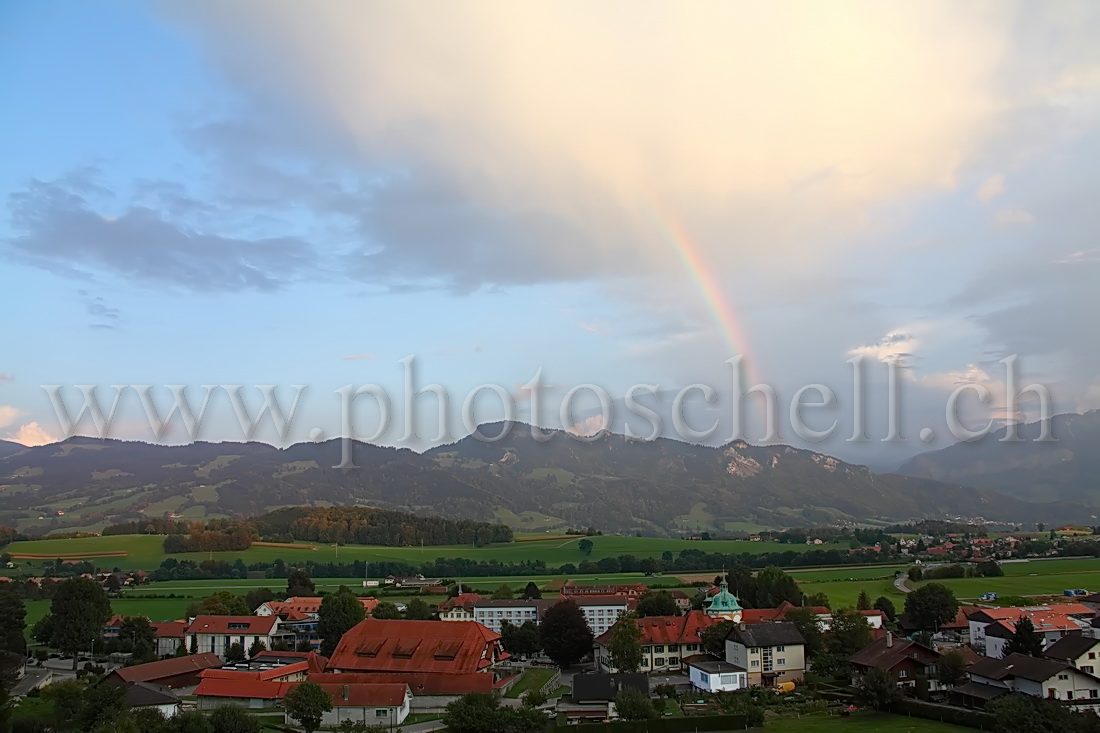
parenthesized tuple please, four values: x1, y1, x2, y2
(438, 593, 482, 621)
(725, 622, 806, 687)
(1043, 635, 1100, 674)
(594, 610, 717, 674)
(102, 653, 224, 689)
(326, 619, 508, 677)
(849, 633, 941, 691)
(185, 615, 291, 658)
(958, 653, 1100, 710)
(122, 681, 182, 718)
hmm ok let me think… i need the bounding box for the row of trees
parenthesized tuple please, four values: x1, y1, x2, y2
(162, 528, 255, 553)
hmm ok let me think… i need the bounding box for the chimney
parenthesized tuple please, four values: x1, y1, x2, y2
(886, 631, 894, 648)
(342, 684, 349, 701)
(739, 623, 747, 632)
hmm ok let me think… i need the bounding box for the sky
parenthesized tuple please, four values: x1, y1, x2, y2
(1, 1, 1098, 468)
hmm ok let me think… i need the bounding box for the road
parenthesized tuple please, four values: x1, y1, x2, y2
(893, 572, 911, 594)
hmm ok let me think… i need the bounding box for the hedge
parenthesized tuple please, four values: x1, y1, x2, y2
(892, 699, 996, 729)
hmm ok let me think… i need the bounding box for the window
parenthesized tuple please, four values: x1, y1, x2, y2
(1083, 666, 1094, 674)
(1091, 690, 1098, 699)
(1091, 653, 1097, 660)
(686, 644, 697, 651)
(642, 658, 649, 667)
(751, 661, 759, 668)
(669, 657, 679, 666)
(669, 645, 680, 652)
(898, 669, 909, 679)
(1059, 674, 1070, 680)
(1067, 691, 1074, 700)
(777, 659, 785, 666)
(654, 645, 664, 653)
(376, 710, 388, 718)
(655, 658, 665, 667)
(776, 646, 785, 652)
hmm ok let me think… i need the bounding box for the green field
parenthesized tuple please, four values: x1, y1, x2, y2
(4, 533, 850, 572)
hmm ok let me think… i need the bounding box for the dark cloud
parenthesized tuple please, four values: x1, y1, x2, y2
(4, 171, 320, 292)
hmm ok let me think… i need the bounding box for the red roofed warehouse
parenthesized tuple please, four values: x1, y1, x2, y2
(327, 619, 508, 677)
(103, 653, 224, 689)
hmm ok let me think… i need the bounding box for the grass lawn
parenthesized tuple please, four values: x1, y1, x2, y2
(5, 533, 852, 572)
(761, 712, 974, 732)
(504, 667, 555, 698)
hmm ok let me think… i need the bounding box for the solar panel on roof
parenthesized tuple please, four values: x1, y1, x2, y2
(434, 640, 463, 660)
(392, 639, 421, 659)
(356, 639, 384, 657)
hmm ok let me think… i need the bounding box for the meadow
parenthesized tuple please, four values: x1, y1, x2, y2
(4, 533, 851, 571)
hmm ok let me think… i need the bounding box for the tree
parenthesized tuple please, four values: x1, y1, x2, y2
(827, 608, 873, 657)
(606, 613, 643, 673)
(1005, 617, 1045, 658)
(287, 568, 315, 597)
(371, 602, 401, 619)
(105, 574, 122, 594)
(248, 639, 267, 658)
(522, 581, 541, 599)
(405, 598, 433, 620)
(904, 583, 959, 632)
(491, 584, 514, 600)
(522, 687, 549, 709)
(700, 620, 735, 657)
(614, 685, 658, 720)
(284, 680, 333, 733)
(578, 539, 594, 555)
(976, 561, 1004, 578)
(754, 566, 803, 607)
(187, 591, 249, 616)
(31, 613, 54, 645)
(226, 642, 246, 662)
(856, 590, 872, 610)
(873, 596, 897, 622)
(937, 650, 968, 687)
(245, 587, 277, 612)
(189, 635, 198, 654)
(443, 692, 545, 733)
(636, 590, 679, 617)
(805, 591, 832, 609)
(540, 600, 593, 668)
(500, 620, 542, 658)
(50, 577, 111, 669)
(208, 705, 261, 733)
(0, 587, 26, 654)
(855, 667, 902, 711)
(118, 616, 156, 662)
(318, 586, 367, 657)
(785, 608, 825, 658)
(171, 710, 214, 733)
(175, 640, 188, 657)
(79, 679, 126, 731)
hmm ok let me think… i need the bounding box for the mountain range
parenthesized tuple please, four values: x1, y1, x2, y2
(0, 418, 1093, 536)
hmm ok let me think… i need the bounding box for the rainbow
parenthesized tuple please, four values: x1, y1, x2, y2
(650, 206, 759, 385)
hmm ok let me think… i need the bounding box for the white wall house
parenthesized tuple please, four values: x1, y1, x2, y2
(686, 658, 747, 692)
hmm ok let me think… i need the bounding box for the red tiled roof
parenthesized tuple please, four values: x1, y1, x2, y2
(439, 593, 482, 612)
(327, 619, 504, 674)
(316, 683, 408, 707)
(111, 653, 223, 683)
(195, 678, 293, 700)
(594, 610, 716, 646)
(151, 621, 187, 639)
(849, 636, 938, 671)
(741, 601, 829, 624)
(186, 616, 280, 635)
(268, 596, 381, 616)
(308, 672, 493, 695)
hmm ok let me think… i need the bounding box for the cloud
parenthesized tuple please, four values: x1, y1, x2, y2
(165, 1, 1100, 291)
(0, 406, 28, 429)
(7, 421, 57, 447)
(994, 208, 1036, 228)
(977, 174, 1006, 202)
(340, 354, 375, 360)
(849, 330, 920, 361)
(3, 172, 320, 292)
(1053, 248, 1100, 264)
(0, 373, 13, 382)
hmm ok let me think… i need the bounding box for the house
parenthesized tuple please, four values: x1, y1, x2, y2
(685, 656, 748, 692)
(102, 653, 224, 689)
(438, 593, 482, 621)
(151, 621, 187, 657)
(185, 615, 291, 658)
(849, 633, 941, 691)
(740, 601, 829, 627)
(256, 596, 380, 618)
(326, 619, 509, 676)
(725, 622, 806, 687)
(121, 681, 182, 718)
(983, 614, 1090, 659)
(959, 652, 1100, 709)
(968, 605, 1092, 654)
(251, 650, 328, 673)
(193, 679, 294, 709)
(593, 610, 717, 674)
(300, 682, 412, 729)
(1043, 635, 1100, 674)
(573, 596, 635, 636)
